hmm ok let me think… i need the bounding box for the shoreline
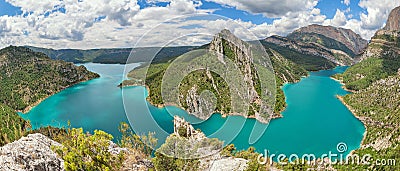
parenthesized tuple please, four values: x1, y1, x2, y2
(330, 77, 357, 93)
(331, 72, 367, 155)
(18, 77, 100, 114)
(121, 82, 274, 123)
(335, 95, 368, 154)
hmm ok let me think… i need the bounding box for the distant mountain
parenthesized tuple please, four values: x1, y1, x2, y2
(263, 24, 367, 68)
(336, 7, 400, 91)
(0, 46, 99, 111)
(28, 46, 197, 64)
(289, 24, 368, 55)
(262, 35, 337, 70)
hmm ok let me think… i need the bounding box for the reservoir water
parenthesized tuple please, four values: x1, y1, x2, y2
(20, 63, 365, 157)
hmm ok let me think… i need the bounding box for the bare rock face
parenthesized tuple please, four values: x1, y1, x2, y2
(359, 6, 400, 61)
(290, 24, 368, 55)
(0, 133, 64, 171)
(208, 157, 248, 171)
(384, 6, 400, 31)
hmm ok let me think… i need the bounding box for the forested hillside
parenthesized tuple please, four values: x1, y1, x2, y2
(0, 46, 99, 111)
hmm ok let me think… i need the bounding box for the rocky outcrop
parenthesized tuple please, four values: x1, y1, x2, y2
(0, 133, 64, 171)
(167, 117, 249, 171)
(384, 6, 400, 31)
(173, 115, 206, 140)
(208, 157, 248, 171)
(289, 24, 368, 55)
(209, 29, 260, 105)
(359, 6, 400, 61)
(265, 35, 354, 65)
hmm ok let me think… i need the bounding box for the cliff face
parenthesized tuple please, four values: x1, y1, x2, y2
(338, 6, 400, 91)
(264, 24, 369, 67)
(384, 6, 400, 31)
(177, 29, 276, 122)
(0, 46, 99, 111)
(264, 35, 352, 66)
(289, 24, 368, 55)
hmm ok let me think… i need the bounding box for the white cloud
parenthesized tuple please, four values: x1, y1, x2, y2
(324, 9, 347, 26)
(1, 0, 400, 49)
(343, 0, 350, 6)
(205, 0, 318, 18)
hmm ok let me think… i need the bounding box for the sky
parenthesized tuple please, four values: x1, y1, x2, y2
(0, 0, 399, 49)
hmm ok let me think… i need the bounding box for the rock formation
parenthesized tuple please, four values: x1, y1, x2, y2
(173, 115, 206, 140)
(384, 6, 400, 31)
(289, 24, 368, 55)
(359, 6, 400, 61)
(0, 133, 64, 171)
(264, 35, 353, 66)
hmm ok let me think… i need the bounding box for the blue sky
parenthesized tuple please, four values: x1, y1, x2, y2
(0, 0, 398, 49)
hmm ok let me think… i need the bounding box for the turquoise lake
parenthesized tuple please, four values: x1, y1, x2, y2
(20, 63, 365, 158)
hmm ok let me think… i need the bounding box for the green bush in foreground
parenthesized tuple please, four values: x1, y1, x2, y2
(53, 128, 124, 171)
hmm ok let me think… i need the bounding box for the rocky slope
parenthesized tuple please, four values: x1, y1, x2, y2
(125, 29, 306, 122)
(289, 24, 368, 55)
(155, 116, 251, 171)
(335, 6, 400, 170)
(336, 6, 400, 90)
(0, 103, 30, 146)
(337, 73, 400, 170)
(0, 46, 99, 111)
(383, 6, 400, 31)
(0, 133, 64, 171)
(263, 35, 339, 69)
(263, 24, 368, 67)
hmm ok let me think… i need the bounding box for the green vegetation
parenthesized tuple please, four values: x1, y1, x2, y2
(0, 103, 30, 146)
(53, 128, 124, 171)
(153, 133, 223, 171)
(261, 40, 336, 71)
(0, 46, 99, 111)
(266, 48, 308, 114)
(335, 28, 400, 170)
(288, 32, 356, 57)
(334, 47, 400, 91)
(118, 122, 157, 157)
(335, 74, 400, 170)
(221, 144, 268, 171)
(28, 46, 196, 64)
(125, 39, 307, 118)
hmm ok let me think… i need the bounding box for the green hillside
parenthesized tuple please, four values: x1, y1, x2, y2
(287, 32, 356, 57)
(0, 103, 30, 146)
(0, 46, 99, 111)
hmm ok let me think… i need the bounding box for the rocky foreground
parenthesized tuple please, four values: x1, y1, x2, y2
(0, 117, 258, 171)
(0, 133, 64, 171)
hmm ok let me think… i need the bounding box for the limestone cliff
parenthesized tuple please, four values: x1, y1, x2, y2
(383, 6, 400, 31)
(337, 6, 400, 91)
(264, 35, 350, 66)
(289, 24, 368, 55)
(0, 133, 64, 171)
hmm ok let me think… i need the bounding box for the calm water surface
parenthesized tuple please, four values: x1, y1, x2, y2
(20, 63, 365, 157)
